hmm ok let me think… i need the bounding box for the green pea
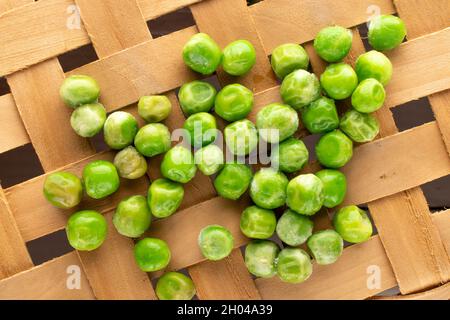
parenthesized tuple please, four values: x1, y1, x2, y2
(178, 81, 217, 115)
(194, 144, 224, 176)
(113, 195, 151, 238)
(340, 109, 380, 143)
(301, 97, 339, 134)
(222, 40, 256, 76)
(183, 112, 217, 148)
(315, 130, 353, 168)
(148, 178, 184, 218)
(270, 43, 309, 79)
(355, 50, 393, 86)
(103, 111, 138, 150)
(307, 230, 343, 265)
(161, 146, 197, 184)
(244, 240, 279, 278)
(70, 103, 106, 138)
(286, 174, 324, 216)
(320, 63, 358, 100)
(351, 78, 386, 113)
(215, 84, 254, 121)
(224, 119, 258, 156)
(82, 160, 120, 199)
(134, 238, 171, 272)
(256, 103, 299, 143)
(43, 171, 83, 209)
(277, 248, 313, 284)
(66, 210, 107, 251)
(240, 205, 277, 239)
(280, 69, 321, 110)
(271, 137, 309, 173)
(333, 205, 373, 243)
(276, 209, 313, 246)
(315, 169, 347, 208)
(134, 123, 171, 157)
(198, 225, 234, 261)
(214, 163, 252, 200)
(138, 95, 172, 123)
(368, 15, 407, 51)
(113, 146, 148, 179)
(314, 26, 353, 63)
(156, 272, 196, 300)
(60, 75, 100, 108)
(250, 168, 288, 209)
(182, 33, 222, 75)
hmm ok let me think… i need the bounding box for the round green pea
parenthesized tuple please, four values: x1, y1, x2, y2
(182, 33, 222, 75)
(277, 248, 313, 284)
(240, 205, 276, 239)
(315, 169, 347, 208)
(333, 205, 373, 243)
(214, 163, 252, 200)
(256, 103, 299, 143)
(224, 119, 258, 156)
(147, 178, 184, 218)
(198, 225, 234, 261)
(340, 109, 380, 143)
(113, 195, 151, 238)
(134, 238, 171, 272)
(156, 272, 196, 300)
(215, 84, 254, 122)
(222, 40, 256, 76)
(315, 130, 353, 168)
(194, 144, 224, 176)
(138, 95, 172, 123)
(113, 146, 148, 179)
(301, 97, 339, 134)
(276, 209, 313, 246)
(351, 78, 386, 113)
(250, 168, 288, 209)
(314, 26, 353, 62)
(244, 240, 279, 278)
(271, 137, 309, 173)
(280, 69, 321, 110)
(178, 81, 217, 115)
(307, 230, 343, 265)
(134, 123, 171, 157)
(161, 146, 197, 184)
(183, 112, 217, 148)
(60, 75, 100, 108)
(270, 43, 309, 79)
(70, 103, 106, 138)
(66, 210, 107, 251)
(43, 171, 83, 209)
(368, 15, 407, 51)
(103, 111, 138, 150)
(287, 174, 324, 216)
(355, 50, 393, 86)
(320, 63, 358, 100)
(82, 160, 120, 199)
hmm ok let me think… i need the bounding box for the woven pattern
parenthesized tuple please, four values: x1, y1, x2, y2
(0, 0, 449, 299)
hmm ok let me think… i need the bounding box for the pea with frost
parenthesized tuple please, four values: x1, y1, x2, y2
(256, 103, 299, 143)
(147, 178, 184, 218)
(315, 130, 353, 169)
(161, 146, 197, 184)
(245, 240, 279, 278)
(286, 173, 324, 216)
(340, 109, 380, 143)
(198, 225, 234, 261)
(277, 248, 313, 284)
(134, 238, 171, 272)
(271, 137, 309, 173)
(271, 43, 309, 79)
(240, 206, 277, 239)
(60, 75, 100, 108)
(307, 230, 343, 265)
(113, 195, 151, 238)
(103, 111, 138, 150)
(183, 112, 218, 148)
(320, 63, 358, 100)
(43, 172, 83, 209)
(301, 97, 339, 134)
(215, 84, 254, 122)
(250, 168, 288, 210)
(368, 15, 407, 51)
(351, 78, 386, 113)
(134, 123, 171, 157)
(315, 169, 347, 208)
(70, 103, 106, 138)
(83, 160, 120, 199)
(222, 40, 256, 76)
(138, 95, 172, 123)
(355, 50, 393, 86)
(224, 119, 258, 156)
(333, 205, 373, 243)
(314, 26, 353, 62)
(113, 146, 147, 179)
(214, 163, 252, 200)
(276, 209, 313, 246)
(178, 81, 217, 115)
(182, 33, 222, 75)
(66, 210, 107, 251)
(156, 272, 196, 300)
(280, 69, 321, 110)
(194, 144, 224, 176)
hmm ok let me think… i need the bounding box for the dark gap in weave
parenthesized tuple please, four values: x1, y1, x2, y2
(301, 133, 321, 162)
(391, 96, 435, 131)
(147, 7, 195, 39)
(421, 175, 450, 210)
(0, 77, 11, 95)
(356, 23, 371, 52)
(26, 229, 73, 265)
(58, 43, 99, 73)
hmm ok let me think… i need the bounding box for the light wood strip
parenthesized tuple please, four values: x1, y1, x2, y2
(138, 0, 204, 20)
(0, 93, 29, 153)
(374, 282, 450, 300)
(433, 210, 450, 257)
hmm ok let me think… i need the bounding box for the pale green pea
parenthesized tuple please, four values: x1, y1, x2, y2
(161, 146, 197, 184)
(194, 144, 224, 176)
(314, 26, 353, 62)
(245, 240, 279, 278)
(70, 103, 106, 138)
(270, 43, 309, 79)
(280, 69, 321, 110)
(182, 33, 222, 75)
(156, 272, 196, 300)
(138, 95, 172, 123)
(307, 230, 343, 265)
(134, 123, 171, 157)
(315, 130, 353, 169)
(113, 195, 151, 238)
(368, 15, 407, 51)
(222, 40, 256, 76)
(320, 63, 358, 100)
(113, 146, 148, 179)
(271, 137, 309, 173)
(286, 174, 324, 216)
(43, 171, 83, 209)
(103, 111, 138, 150)
(134, 238, 171, 272)
(333, 205, 373, 243)
(66, 210, 107, 251)
(355, 50, 393, 86)
(276, 209, 313, 246)
(339, 109, 380, 143)
(256, 103, 299, 143)
(240, 206, 277, 239)
(250, 168, 288, 209)
(60, 75, 100, 108)
(147, 178, 184, 218)
(277, 248, 313, 284)
(198, 225, 234, 261)
(214, 163, 253, 200)
(224, 119, 258, 156)
(178, 81, 217, 115)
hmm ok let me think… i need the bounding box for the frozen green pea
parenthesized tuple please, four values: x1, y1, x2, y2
(194, 144, 224, 176)
(355, 50, 393, 85)
(70, 103, 106, 138)
(161, 146, 197, 184)
(148, 178, 184, 218)
(351, 78, 386, 113)
(134, 238, 171, 272)
(103, 111, 138, 150)
(286, 174, 324, 216)
(301, 97, 339, 134)
(245, 240, 279, 278)
(315, 169, 347, 208)
(333, 205, 373, 243)
(113, 146, 148, 179)
(280, 69, 321, 110)
(315, 130, 353, 168)
(256, 103, 299, 143)
(222, 40, 256, 76)
(276, 209, 313, 246)
(340, 109, 380, 143)
(66, 210, 107, 251)
(250, 168, 288, 209)
(240, 205, 276, 239)
(214, 163, 252, 200)
(113, 195, 151, 238)
(43, 171, 83, 209)
(178, 81, 217, 115)
(156, 272, 196, 300)
(134, 123, 171, 157)
(82, 160, 120, 199)
(182, 33, 222, 75)
(138, 95, 172, 123)
(307, 230, 343, 265)
(60, 75, 100, 108)
(198, 225, 234, 261)
(215, 84, 254, 122)
(277, 248, 313, 284)
(368, 15, 407, 51)
(320, 63, 358, 100)
(183, 112, 217, 148)
(224, 119, 258, 156)
(314, 26, 353, 62)
(271, 137, 309, 173)
(270, 43, 309, 79)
